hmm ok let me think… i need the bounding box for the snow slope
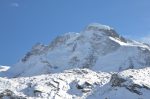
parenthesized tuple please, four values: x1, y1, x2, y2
(0, 68, 150, 99)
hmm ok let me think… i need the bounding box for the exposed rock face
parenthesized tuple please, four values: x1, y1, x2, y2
(110, 73, 126, 87)
(22, 43, 49, 62)
(0, 89, 26, 99)
(109, 73, 149, 95)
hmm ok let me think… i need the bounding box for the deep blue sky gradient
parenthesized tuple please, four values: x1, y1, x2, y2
(0, 0, 150, 65)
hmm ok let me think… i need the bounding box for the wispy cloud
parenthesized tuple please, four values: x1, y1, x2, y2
(11, 2, 19, 7)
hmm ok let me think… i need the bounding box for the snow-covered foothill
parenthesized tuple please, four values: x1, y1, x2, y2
(0, 68, 150, 99)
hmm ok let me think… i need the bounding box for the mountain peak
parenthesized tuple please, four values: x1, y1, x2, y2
(84, 23, 127, 43)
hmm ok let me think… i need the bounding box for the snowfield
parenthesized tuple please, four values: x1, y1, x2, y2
(0, 23, 150, 99)
(0, 68, 150, 99)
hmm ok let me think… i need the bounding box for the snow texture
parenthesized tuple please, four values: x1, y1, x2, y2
(0, 23, 150, 99)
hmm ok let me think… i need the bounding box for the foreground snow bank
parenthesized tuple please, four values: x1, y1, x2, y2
(0, 67, 150, 99)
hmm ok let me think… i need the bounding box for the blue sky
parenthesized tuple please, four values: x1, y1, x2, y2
(0, 0, 150, 65)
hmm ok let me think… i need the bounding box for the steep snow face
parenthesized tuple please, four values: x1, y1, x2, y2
(2, 23, 150, 77)
(0, 68, 150, 99)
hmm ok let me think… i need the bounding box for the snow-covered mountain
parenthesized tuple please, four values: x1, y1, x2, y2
(2, 23, 150, 77)
(0, 23, 150, 99)
(0, 68, 150, 99)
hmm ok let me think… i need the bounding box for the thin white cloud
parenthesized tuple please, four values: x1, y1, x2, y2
(11, 2, 19, 7)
